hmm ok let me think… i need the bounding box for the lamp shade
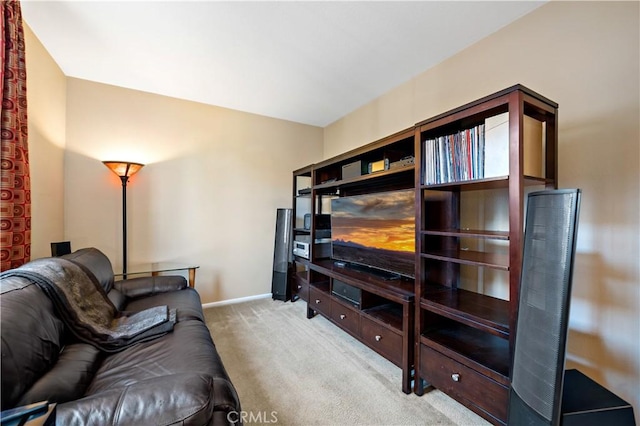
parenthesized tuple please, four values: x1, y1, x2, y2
(103, 161, 144, 178)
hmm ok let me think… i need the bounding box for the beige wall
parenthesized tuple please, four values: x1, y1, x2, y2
(24, 0, 639, 417)
(24, 24, 66, 260)
(63, 79, 323, 303)
(325, 1, 639, 418)
(25, 23, 323, 303)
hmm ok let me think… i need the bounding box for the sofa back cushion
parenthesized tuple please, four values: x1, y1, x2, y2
(62, 247, 115, 293)
(0, 276, 65, 409)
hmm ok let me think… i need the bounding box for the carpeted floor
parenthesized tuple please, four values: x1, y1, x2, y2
(204, 297, 490, 426)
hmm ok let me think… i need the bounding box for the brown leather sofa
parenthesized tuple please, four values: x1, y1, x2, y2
(0, 248, 241, 425)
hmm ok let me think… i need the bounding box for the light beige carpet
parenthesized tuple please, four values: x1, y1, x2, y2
(204, 297, 490, 426)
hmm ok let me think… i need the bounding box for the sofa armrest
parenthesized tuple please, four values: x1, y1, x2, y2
(56, 374, 238, 426)
(114, 276, 187, 299)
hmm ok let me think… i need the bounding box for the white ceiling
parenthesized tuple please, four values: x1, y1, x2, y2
(22, 1, 545, 127)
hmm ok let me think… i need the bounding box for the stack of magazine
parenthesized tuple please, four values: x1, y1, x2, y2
(423, 124, 485, 185)
(423, 112, 517, 185)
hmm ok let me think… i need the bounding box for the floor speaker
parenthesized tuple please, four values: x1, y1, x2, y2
(271, 208, 293, 301)
(509, 189, 581, 426)
(509, 190, 635, 426)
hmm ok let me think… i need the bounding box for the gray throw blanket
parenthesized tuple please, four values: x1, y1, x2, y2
(1, 258, 176, 353)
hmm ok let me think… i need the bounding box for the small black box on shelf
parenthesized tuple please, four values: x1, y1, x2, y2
(332, 279, 361, 307)
(315, 229, 331, 239)
(315, 214, 331, 230)
(314, 241, 331, 259)
(304, 214, 331, 232)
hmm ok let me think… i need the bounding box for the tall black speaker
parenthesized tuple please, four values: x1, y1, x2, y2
(509, 189, 581, 426)
(509, 189, 635, 426)
(271, 208, 293, 301)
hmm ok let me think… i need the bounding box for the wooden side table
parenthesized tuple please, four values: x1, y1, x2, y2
(115, 263, 200, 288)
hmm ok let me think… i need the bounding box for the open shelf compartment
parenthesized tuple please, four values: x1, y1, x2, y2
(421, 285, 509, 337)
(420, 250, 509, 270)
(420, 316, 510, 384)
(363, 302, 404, 332)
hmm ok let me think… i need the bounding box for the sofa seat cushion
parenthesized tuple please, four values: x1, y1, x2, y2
(123, 287, 204, 322)
(86, 320, 238, 411)
(56, 373, 218, 426)
(18, 343, 103, 406)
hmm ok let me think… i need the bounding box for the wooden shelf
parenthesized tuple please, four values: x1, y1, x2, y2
(311, 259, 414, 303)
(420, 250, 509, 270)
(294, 270, 308, 283)
(421, 286, 509, 338)
(363, 303, 403, 332)
(293, 255, 310, 264)
(312, 127, 415, 172)
(422, 229, 509, 240)
(416, 84, 557, 130)
(420, 322, 510, 384)
(309, 280, 330, 294)
(314, 165, 414, 192)
(419, 175, 552, 192)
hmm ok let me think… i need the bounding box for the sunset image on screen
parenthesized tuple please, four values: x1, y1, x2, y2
(331, 190, 415, 253)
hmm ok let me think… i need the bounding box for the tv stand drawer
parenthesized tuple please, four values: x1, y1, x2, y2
(330, 299, 360, 336)
(420, 345, 508, 423)
(309, 287, 331, 316)
(361, 316, 402, 367)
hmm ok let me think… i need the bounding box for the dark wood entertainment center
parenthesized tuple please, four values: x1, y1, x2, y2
(291, 85, 559, 425)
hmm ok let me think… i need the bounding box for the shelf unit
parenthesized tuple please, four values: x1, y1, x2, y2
(414, 85, 558, 425)
(289, 85, 558, 421)
(291, 165, 313, 302)
(295, 127, 417, 394)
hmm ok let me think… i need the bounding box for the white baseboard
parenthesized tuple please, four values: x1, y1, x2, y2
(202, 293, 271, 309)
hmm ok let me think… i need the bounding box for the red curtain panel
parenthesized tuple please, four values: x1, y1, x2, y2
(1, 0, 30, 271)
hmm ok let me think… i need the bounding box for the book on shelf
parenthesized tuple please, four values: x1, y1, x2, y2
(423, 124, 485, 185)
(422, 112, 544, 185)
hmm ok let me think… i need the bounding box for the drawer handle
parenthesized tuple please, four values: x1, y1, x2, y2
(375, 335, 382, 342)
(315, 299, 321, 304)
(451, 373, 460, 382)
(340, 314, 346, 320)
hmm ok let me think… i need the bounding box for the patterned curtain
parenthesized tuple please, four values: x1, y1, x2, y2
(1, 0, 30, 271)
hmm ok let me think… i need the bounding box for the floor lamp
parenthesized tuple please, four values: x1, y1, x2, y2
(103, 161, 144, 278)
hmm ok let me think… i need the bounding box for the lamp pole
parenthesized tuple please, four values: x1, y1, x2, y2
(103, 161, 144, 278)
(120, 175, 129, 278)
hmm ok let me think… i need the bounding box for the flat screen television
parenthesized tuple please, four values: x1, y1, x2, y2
(331, 189, 415, 279)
